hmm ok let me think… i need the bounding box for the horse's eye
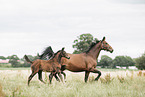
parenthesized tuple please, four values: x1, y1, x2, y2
(106, 43, 108, 44)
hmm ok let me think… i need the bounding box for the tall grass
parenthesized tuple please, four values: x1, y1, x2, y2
(0, 69, 145, 97)
(0, 82, 5, 97)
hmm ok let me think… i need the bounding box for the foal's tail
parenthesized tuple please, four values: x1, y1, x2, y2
(24, 55, 33, 64)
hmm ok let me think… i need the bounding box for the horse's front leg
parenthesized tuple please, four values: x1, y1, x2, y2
(90, 68, 101, 81)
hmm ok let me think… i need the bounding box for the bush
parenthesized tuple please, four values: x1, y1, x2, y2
(135, 52, 145, 70)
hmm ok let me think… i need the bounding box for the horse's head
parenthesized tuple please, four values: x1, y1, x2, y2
(101, 37, 114, 53)
(59, 47, 70, 59)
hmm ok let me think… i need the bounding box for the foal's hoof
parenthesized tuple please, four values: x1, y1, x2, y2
(64, 80, 67, 83)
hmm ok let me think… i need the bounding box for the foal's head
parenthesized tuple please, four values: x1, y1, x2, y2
(55, 47, 70, 63)
(59, 47, 70, 59)
(100, 37, 114, 53)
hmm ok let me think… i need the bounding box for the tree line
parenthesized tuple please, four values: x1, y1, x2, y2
(97, 55, 135, 69)
(0, 55, 38, 67)
(0, 33, 144, 70)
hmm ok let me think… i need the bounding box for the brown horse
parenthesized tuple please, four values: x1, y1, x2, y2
(61, 37, 113, 82)
(24, 47, 70, 85)
(40, 37, 113, 82)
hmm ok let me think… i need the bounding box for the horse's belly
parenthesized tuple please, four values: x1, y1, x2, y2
(66, 63, 86, 72)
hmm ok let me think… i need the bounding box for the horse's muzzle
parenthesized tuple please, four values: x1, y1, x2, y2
(110, 49, 114, 53)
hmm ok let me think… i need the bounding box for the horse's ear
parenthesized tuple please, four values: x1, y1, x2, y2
(101, 37, 105, 43)
(62, 47, 65, 51)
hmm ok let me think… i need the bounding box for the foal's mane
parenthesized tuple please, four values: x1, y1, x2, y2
(51, 50, 61, 59)
(85, 40, 100, 54)
(50, 50, 64, 64)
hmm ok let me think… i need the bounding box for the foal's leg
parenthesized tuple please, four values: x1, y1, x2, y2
(28, 72, 37, 86)
(58, 72, 63, 82)
(49, 73, 53, 84)
(90, 68, 101, 81)
(38, 70, 46, 84)
(56, 68, 63, 82)
(54, 73, 60, 82)
(84, 71, 90, 82)
(61, 71, 66, 82)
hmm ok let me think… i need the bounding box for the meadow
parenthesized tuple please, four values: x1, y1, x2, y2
(0, 68, 145, 97)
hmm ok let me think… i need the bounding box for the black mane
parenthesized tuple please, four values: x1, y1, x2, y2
(85, 40, 100, 54)
(39, 46, 54, 59)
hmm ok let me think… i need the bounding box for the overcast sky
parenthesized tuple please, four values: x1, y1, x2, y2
(0, 0, 145, 60)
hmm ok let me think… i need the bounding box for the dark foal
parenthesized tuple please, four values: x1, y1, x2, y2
(24, 47, 70, 85)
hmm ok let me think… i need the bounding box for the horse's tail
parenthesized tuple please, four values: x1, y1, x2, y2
(24, 55, 33, 64)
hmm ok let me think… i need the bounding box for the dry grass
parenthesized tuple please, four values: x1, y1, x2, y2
(0, 69, 145, 97)
(0, 83, 5, 97)
(100, 73, 114, 84)
(137, 70, 142, 76)
(117, 75, 125, 83)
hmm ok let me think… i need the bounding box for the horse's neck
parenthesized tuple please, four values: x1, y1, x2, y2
(88, 44, 101, 59)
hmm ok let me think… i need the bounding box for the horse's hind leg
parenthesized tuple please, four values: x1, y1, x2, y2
(85, 71, 90, 82)
(38, 70, 46, 84)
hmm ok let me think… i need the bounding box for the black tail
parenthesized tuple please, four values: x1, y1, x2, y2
(24, 55, 33, 64)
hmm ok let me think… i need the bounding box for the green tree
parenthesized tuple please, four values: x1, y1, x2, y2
(8, 55, 21, 67)
(72, 33, 98, 54)
(0, 56, 6, 60)
(125, 56, 135, 68)
(135, 52, 145, 70)
(23, 55, 39, 67)
(7, 55, 19, 60)
(98, 55, 113, 68)
(113, 56, 135, 69)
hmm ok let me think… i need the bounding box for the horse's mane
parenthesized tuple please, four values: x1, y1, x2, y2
(39, 46, 54, 59)
(85, 40, 100, 54)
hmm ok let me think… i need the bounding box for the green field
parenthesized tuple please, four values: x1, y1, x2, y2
(0, 68, 145, 97)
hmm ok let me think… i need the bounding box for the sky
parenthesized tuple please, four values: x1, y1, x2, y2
(0, 0, 145, 60)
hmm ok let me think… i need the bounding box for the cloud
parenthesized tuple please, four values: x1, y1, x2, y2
(109, 0, 145, 4)
(0, 0, 145, 58)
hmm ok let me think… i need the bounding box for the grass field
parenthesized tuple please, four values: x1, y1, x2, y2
(0, 68, 145, 97)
